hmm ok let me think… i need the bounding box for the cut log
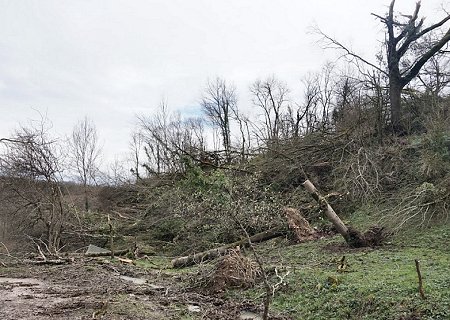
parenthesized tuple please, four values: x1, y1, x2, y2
(171, 227, 286, 268)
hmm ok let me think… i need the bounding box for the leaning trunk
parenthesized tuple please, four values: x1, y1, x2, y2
(302, 180, 367, 247)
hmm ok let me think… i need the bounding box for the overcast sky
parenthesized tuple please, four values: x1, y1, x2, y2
(0, 0, 448, 165)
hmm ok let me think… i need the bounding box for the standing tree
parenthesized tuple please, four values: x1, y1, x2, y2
(0, 121, 67, 253)
(230, 102, 251, 161)
(201, 78, 236, 163)
(250, 76, 290, 142)
(317, 0, 450, 133)
(300, 73, 321, 134)
(129, 130, 143, 181)
(373, 0, 450, 132)
(139, 101, 206, 174)
(69, 117, 101, 211)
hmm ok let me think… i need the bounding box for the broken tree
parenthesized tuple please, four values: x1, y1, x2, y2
(303, 180, 367, 247)
(172, 209, 319, 268)
(171, 227, 286, 268)
(375, 0, 450, 132)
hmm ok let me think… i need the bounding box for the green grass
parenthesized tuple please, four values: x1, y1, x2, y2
(231, 223, 450, 320)
(134, 255, 172, 270)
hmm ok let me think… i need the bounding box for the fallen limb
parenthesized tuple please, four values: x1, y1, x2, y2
(117, 257, 134, 265)
(0, 242, 21, 264)
(85, 248, 129, 257)
(27, 258, 71, 265)
(171, 227, 286, 268)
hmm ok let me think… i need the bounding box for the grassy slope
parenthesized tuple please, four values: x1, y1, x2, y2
(132, 216, 449, 319)
(230, 222, 450, 320)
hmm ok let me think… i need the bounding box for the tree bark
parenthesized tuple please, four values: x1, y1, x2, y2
(389, 79, 404, 133)
(302, 180, 367, 247)
(85, 248, 129, 257)
(303, 180, 348, 236)
(171, 227, 286, 268)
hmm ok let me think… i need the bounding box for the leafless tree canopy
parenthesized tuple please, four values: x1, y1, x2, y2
(69, 116, 101, 210)
(201, 78, 236, 162)
(316, 0, 450, 133)
(139, 101, 206, 175)
(0, 120, 67, 253)
(250, 76, 290, 142)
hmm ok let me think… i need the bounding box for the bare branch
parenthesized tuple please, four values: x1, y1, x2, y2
(402, 28, 450, 85)
(314, 27, 388, 76)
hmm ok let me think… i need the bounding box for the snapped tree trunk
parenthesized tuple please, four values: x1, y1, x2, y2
(302, 180, 367, 247)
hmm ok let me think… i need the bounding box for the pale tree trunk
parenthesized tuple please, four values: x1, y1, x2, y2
(302, 180, 366, 247)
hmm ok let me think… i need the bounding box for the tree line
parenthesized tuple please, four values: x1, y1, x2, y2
(0, 0, 449, 253)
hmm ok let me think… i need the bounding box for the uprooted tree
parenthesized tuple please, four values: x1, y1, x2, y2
(318, 0, 450, 133)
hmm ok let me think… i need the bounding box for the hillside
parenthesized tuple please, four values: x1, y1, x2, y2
(2, 128, 450, 320)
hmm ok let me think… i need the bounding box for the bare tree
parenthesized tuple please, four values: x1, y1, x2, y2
(417, 48, 450, 97)
(0, 120, 67, 253)
(140, 100, 172, 174)
(374, 0, 450, 132)
(69, 116, 101, 211)
(139, 101, 206, 174)
(129, 130, 144, 181)
(250, 76, 290, 142)
(316, 0, 450, 133)
(230, 103, 251, 161)
(300, 73, 321, 134)
(201, 78, 236, 163)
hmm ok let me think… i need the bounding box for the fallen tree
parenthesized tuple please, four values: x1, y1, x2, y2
(303, 179, 384, 247)
(172, 209, 318, 268)
(172, 178, 386, 268)
(171, 227, 286, 268)
(85, 249, 130, 257)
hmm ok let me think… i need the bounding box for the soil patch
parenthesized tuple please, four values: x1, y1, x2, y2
(0, 257, 291, 319)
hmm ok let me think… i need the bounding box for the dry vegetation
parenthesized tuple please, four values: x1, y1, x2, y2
(1, 1, 450, 319)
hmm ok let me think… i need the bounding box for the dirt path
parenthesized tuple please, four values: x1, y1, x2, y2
(0, 258, 275, 319)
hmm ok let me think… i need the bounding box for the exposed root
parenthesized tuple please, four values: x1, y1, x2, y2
(284, 207, 317, 242)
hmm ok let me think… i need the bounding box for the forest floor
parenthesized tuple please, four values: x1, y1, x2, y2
(1, 222, 449, 320)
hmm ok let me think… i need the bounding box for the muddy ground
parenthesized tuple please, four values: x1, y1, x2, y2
(0, 256, 282, 320)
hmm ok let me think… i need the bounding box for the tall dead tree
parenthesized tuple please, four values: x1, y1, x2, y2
(317, 0, 450, 133)
(139, 101, 206, 174)
(251, 76, 290, 142)
(201, 78, 236, 163)
(230, 103, 251, 161)
(69, 117, 101, 211)
(300, 73, 321, 134)
(129, 131, 143, 180)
